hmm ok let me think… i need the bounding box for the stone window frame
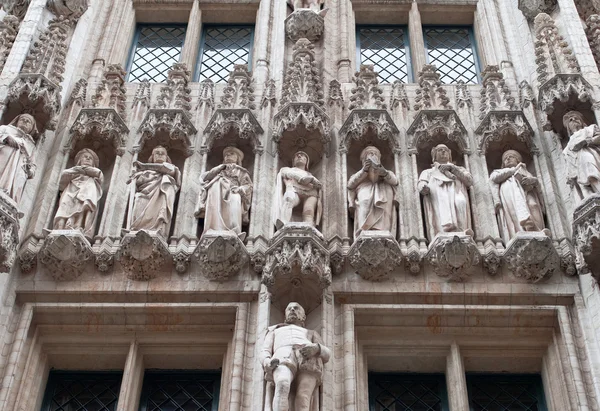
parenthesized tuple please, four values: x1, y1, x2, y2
(367, 372, 450, 410)
(465, 373, 549, 410)
(1, 303, 250, 411)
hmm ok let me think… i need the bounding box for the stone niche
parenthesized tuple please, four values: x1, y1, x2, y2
(573, 194, 600, 279)
(0, 191, 21, 273)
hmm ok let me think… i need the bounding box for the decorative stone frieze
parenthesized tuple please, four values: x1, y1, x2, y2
(518, 0, 556, 21)
(339, 110, 399, 153)
(414, 65, 451, 111)
(425, 233, 480, 281)
(348, 231, 402, 281)
(455, 81, 473, 109)
(519, 80, 535, 109)
(538, 74, 594, 118)
(475, 111, 537, 154)
(1, 0, 29, 21)
(534, 13, 579, 85)
(119, 230, 170, 281)
(197, 78, 215, 110)
(285, 8, 326, 42)
(407, 110, 469, 154)
(195, 232, 249, 281)
(503, 231, 559, 282)
(38, 230, 93, 281)
(47, 0, 89, 19)
(390, 80, 409, 110)
(0, 15, 19, 72)
(0, 191, 20, 273)
(573, 194, 600, 279)
(328, 79, 344, 108)
(70, 109, 128, 155)
(262, 223, 332, 303)
(479, 66, 518, 118)
(261, 79, 277, 108)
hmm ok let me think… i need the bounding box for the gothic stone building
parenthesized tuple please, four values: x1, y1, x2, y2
(1, 0, 600, 410)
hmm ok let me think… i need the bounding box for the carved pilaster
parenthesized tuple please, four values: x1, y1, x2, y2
(195, 232, 249, 281)
(132, 80, 151, 110)
(425, 233, 480, 281)
(348, 231, 403, 281)
(39, 231, 93, 280)
(519, 81, 535, 109)
(67, 78, 87, 108)
(414, 65, 451, 111)
(119, 230, 170, 281)
(573, 194, 600, 279)
(0, 192, 20, 273)
(503, 231, 559, 282)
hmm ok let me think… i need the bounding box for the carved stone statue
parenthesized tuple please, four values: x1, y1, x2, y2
(53, 148, 104, 237)
(418, 144, 473, 240)
(287, 0, 323, 12)
(129, 146, 181, 238)
(563, 111, 600, 199)
(0, 114, 38, 203)
(195, 146, 253, 238)
(273, 151, 322, 229)
(261, 302, 331, 411)
(490, 150, 546, 242)
(348, 146, 398, 237)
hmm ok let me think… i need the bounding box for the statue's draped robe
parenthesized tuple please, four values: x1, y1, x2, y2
(273, 167, 322, 226)
(130, 163, 181, 237)
(563, 124, 600, 195)
(419, 163, 472, 240)
(198, 164, 252, 235)
(347, 169, 398, 237)
(54, 167, 104, 237)
(0, 125, 35, 202)
(490, 166, 545, 242)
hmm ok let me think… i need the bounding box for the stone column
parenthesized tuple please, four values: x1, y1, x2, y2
(116, 341, 144, 411)
(180, 0, 202, 74)
(337, 0, 352, 82)
(408, 1, 426, 77)
(253, 0, 272, 84)
(446, 342, 469, 411)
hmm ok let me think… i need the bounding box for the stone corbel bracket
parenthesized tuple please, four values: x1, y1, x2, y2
(475, 111, 538, 155)
(0, 192, 21, 273)
(194, 231, 249, 281)
(425, 233, 480, 281)
(573, 194, 600, 279)
(171, 235, 195, 274)
(503, 231, 560, 282)
(481, 238, 502, 276)
(272, 102, 331, 157)
(407, 110, 470, 155)
(38, 230, 93, 281)
(538, 74, 594, 119)
(202, 108, 264, 154)
(138, 109, 197, 156)
(6, 73, 61, 130)
(92, 236, 120, 273)
(328, 235, 347, 275)
(262, 223, 332, 299)
(69, 108, 129, 155)
(339, 109, 400, 154)
(348, 231, 403, 281)
(402, 237, 425, 274)
(285, 9, 326, 42)
(556, 238, 577, 276)
(119, 230, 170, 280)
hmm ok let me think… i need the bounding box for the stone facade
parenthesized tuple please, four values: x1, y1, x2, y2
(0, 0, 599, 410)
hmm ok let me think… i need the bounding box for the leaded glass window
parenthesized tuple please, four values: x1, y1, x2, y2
(139, 371, 221, 411)
(369, 373, 449, 411)
(357, 26, 411, 83)
(196, 26, 254, 83)
(128, 25, 187, 83)
(424, 27, 480, 84)
(467, 375, 548, 411)
(41, 371, 122, 411)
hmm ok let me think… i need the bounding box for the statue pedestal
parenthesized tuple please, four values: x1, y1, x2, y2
(504, 231, 558, 282)
(263, 223, 331, 312)
(0, 191, 21, 273)
(119, 230, 170, 280)
(285, 9, 325, 42)
(348, 231, 402, 281)
(425, 232, 480, 281)
(195, 231, 248, 281)
(39, 230, 93, 280)
(573, 194, 600, 280)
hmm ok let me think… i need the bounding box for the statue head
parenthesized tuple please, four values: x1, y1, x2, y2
(284, 302, 306, 326)
(292, 151, 310, 171)
(75, 148, 99, 168)
(223, 146, 244, 166)
(149, 145, 171, 164)
(563, 111, 588, 136)
(10, 114, 38, 136)
(431, 144, 452, 164)
(360, 146, 381, 165)
(502, 149, 523, 168)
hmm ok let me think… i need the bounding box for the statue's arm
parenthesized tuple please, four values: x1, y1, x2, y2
(58, 167, 81, 190)
(383, 170, 399, 186)
(453, 166, 473, 187)
(490, 167, 516, 184)
(347, 169, 366, 190)
(312, 331, 331, 364)
(203, 164, 225, 181)
(260, 328, 275, 369)
(417, 170, 430, 194)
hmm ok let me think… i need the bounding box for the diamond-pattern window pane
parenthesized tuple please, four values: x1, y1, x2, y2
(140, 372, 221, 411)
(424, 27, 479, 84)
(369, 374, 449, 411)
(129, 26, 187, 83)
(42, 371, 122, 411)
(467, 375, 547, 411)
(197, 26, 253, 83)
(358, 27, 409, 83)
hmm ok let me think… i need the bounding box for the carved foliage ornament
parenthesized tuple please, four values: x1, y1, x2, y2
(157, 63, 192, 113)
(1, 0, 29, 20)
(503, 231, 559, 282)
(197, 78, 215, 110)
(425, 234, 480, 281)
(348, 232, 403, 281)
(414, 65, 451, 111)
(132, 80, 151, 109)
(39, 231, 93, 281)
(534, 13, 579, 85)
(203, 109, 263, 154)
(220, 64, 255, 110)
(390, 80, 409, 110)
(339, 110, 399, 153)
(476, 111, 537, 155)
(479, 66, 518, 119)
(261, 79, 277, 108)
(349, 65, 386, 111)
(538, 74, 594, 116)
(195, 232, 249, 281)
(7, 74, 61, 130)
(455, 81, 473, 109)
(92, 64, 127, 117)
(281, 39, 324, 107)
(68, 78, 87, 108)
(328, 79, 344, 108)
(285, 8, 326, 42)
(70, 109, 129, 155)
(119, 230, 170, 281)
(0, 14, 19, 73)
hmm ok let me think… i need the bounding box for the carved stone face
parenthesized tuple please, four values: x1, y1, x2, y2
(223, 150, 239, 165)
(566, 114, 585, 134)
(152, 147, 168, 164)
(361, 146, 381, 165)
(433, 145, 451, 164)
(293, 152, 309, 170)
(284, 302, 306, 325)
(77, 151, 95, 167)
(502, 151, 522, 168)
(16, 115, 35, 134)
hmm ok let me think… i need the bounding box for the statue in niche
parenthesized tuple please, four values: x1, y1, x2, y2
(562, 111, 600, 199)
(195, 146, 253, 239)
(129, 146, 181, 238)
(0, 114, 38, 203)
(261, 302, 331, 411)
(287, 0, 323, 13)
(490, 150, 546, 242)
(53, 148, 104, 237)
(418, 144, 474, 240)
(273, 151, 322, 230)
(347, 146, 399, 237)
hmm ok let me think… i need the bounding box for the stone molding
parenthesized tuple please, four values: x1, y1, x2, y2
(503, 231, 559, 283)
(348, 231, 403, 281)
(119, 230, 170, 281)
(195, 231, 249, 281)
(425, 233, 480, 281)
(38, 230, 93, 281)
(285, 9, 326, 42)
(0, 192, 20, 273)
(573, 194, 600, 279)
(407, 110, 469, 154)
